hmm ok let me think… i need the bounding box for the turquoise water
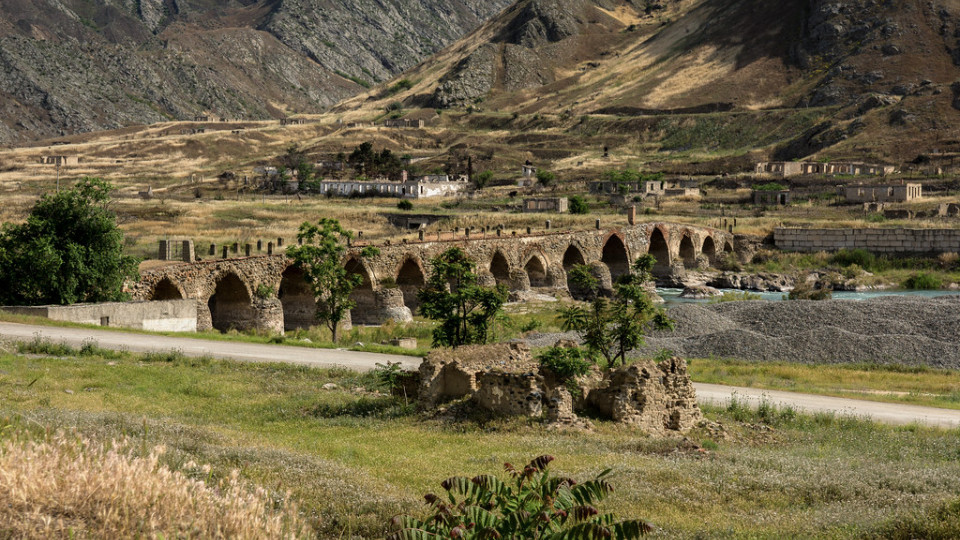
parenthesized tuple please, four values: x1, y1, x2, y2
(658, 288, 960, 305)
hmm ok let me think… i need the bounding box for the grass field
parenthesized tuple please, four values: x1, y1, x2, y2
(1, 346, 959, 538)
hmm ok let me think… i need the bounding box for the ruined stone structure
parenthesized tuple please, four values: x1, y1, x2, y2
(842, 183, 922, 203)
(132, 222, 733, 332)
(381, 118, 425, 128)
(317, 172, 469, 199)
(756, 161, 896, 177)
(775, 227, 960, 255)
(753, 189, 791, 206)
(40, 155, 79, 166)
(590, 179, 700, 199)
(417, 343, 701, 434)
(523, 197, 568, 213)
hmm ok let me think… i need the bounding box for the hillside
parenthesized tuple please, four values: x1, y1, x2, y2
(345, 0, 960, 163)
(0, 0, 512, 143)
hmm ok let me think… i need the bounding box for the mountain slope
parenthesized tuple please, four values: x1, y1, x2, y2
(0, 0, 512, 143)
(346, 0, 960, 161)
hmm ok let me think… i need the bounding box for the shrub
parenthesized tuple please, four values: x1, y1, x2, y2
(830, 248, 876, 269)
(475, 170, 494, 189)
(536, 170, 556, 186)
(254, 283, 275, 299)
(903, 272, 942, 290)
(387, 79, 414, 95)
(569, 195, 589, 215)
(388, 455, 652, 540)
(866, 212, 886, 223)
(709, 291, 763, 303)
(787, 275, 832, 300)
(0, 431, 308, 538)
(537, 346, 594, 381)
(397, 199, 413, 210)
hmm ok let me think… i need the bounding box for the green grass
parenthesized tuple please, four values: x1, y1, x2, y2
(1, 349, 960, 538)
(689, 358, 960, 410)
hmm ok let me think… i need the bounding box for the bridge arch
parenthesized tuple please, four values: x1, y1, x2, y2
(601, 234, 630, 284)
(723, 240, 734, 253)
(489, 251, 511, 287)
(648, 228, 671, 276)
(345, 257, 377, 325)
(702, 236, 717, 265)
(396, 256, 426, 313)
(207, 272, 255, 332)
(150, 277, 183, 301)
(679, 233, 696, 268)
(562, 244, 589, 299)
(524, 254, 550, 288)
(278, 265, 315, 331)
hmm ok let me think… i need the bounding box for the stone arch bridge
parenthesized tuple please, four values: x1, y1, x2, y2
(131, 223, 734, 333)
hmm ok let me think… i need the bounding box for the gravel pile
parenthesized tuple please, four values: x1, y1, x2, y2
(525, 296, 960, 367)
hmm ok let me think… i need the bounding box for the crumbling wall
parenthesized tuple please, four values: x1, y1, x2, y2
(587, 357, 702, 434)
(418, 343, 536, 408)
(474, 371, 543, 417)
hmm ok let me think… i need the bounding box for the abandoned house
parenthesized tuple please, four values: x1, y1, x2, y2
(381, 118, 425, 129)
(842, 182, 923, 203)
(40, 155, 79, 166)
(756, 161, 896, 178)
(317, 171, 469, 199)
(753, 189, 792, 206)
(522, 197, 569, 213)
(590, 178, 700, 199)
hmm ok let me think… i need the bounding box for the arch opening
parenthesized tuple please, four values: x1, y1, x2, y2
(345, 258, 377, 325)
(490, 252, 511, 287)
(524, 256, 549, 288)
(702, 237, 717, 265)
(648, 229, 671, 276)
(679, 234, 696, 268)
(723, 241, 734, 253)
(601, 235, 630, 284)
(278, 266, 315, 331)
(396, 258, 425, 313)
(562, 245, 589, 300)
(150, 277, 182, 301)
(207, 273, 254, 332)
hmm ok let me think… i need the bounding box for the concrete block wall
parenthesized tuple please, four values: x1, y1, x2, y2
(3, 300, 198, 332)
(775, 228, 960, 254)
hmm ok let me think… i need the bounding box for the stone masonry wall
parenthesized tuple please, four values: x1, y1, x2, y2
(775, 228, 960, 254)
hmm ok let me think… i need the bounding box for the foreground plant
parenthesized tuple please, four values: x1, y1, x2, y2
(388, 455, 651, 539)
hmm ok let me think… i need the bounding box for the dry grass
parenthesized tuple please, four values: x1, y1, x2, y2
(0, 429, 309, 539)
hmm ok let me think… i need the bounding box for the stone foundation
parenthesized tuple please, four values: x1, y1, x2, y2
(418, 343, 536, 408)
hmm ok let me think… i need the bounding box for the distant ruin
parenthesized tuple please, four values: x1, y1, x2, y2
(755, 161, 896, 177)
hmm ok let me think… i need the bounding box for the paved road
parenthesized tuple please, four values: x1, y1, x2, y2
(2, 322, 959, 428)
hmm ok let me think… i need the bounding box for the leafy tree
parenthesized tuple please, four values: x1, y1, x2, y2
(388, 455, 652, 540)
(0, 177, 138, 305)
(348, 141, 403, 178)
(475, 170, 494, 190)
(569, 195, 589, 215)
(536, 170, 556, 186)
(417, 248, 508, 348)
(560, 254, 672, 367)
(286, 219, 368, 342)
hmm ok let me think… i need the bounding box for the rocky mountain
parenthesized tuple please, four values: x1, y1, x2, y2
(347, 0, 960, 162)
(0, 0, 512, 142)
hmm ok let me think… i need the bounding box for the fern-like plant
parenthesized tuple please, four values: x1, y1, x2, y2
(387, 455, 652, 539)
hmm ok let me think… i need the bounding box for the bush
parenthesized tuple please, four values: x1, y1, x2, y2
(866, 213, 886, 223)
(709, 291, 763, 303)
(536, 346, 594, 382)
(387, 79, 414, 95)
(830, 248, 876, 269)
(903, 272, 942, 290)
(569, 195, 589, 215)
(474, 170, 494, 189)
(536, 170, 556, 186)
(388, 455, 652, 540)
(397, 199, 413, 211)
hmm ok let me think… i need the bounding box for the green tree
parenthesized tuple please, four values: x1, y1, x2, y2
(286, 219, 366, 342)
(0, 177, 138, 305)
(388, 455, 651, 540)
(559, 254, 672, 367)
(417, 248, 508, 348)
(569, 195, 589, 215)
(536, 170, 556, 186)
(397, 199, 413, 211)
(475, 170, 494, 189)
